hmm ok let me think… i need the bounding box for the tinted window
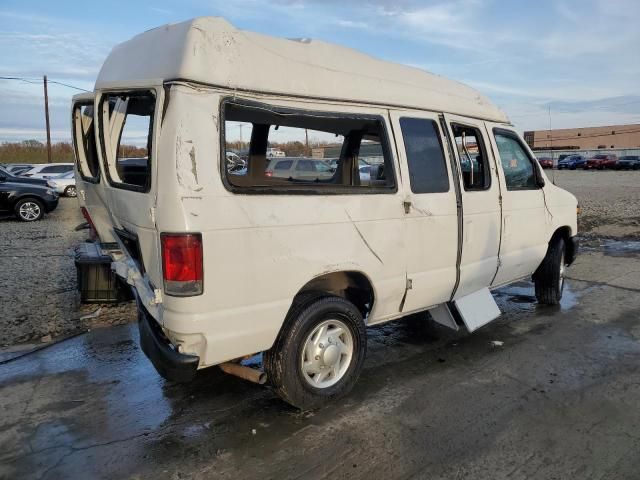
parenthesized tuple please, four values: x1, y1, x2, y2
(101, 92, 155, 191)
(494, 131, 538, 190)
(273, 160, 293, 171)
(47, 165, 70, 173)
(223, 100, 395, 191)
(451, 124, 490, 191)
(399, 118, 449, 194)
(296, 160, 314, 172)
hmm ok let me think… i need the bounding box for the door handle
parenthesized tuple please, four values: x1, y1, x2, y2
(403, 200, 412, 214)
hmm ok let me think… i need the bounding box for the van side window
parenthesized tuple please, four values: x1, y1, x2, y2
(222, 100, 395, 192)
(73, 103, 100, 181)
(494, 131, 539, 190)
(451, 124, 490, 191)
(399, 118, 449, 194)
(100, 91, 155, 191)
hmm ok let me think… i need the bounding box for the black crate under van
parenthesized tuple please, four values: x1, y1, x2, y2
(75, 242, 132, 303)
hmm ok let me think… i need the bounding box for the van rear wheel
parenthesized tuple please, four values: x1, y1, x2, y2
(264, 295, 367, 410)
(533, 236, 566, 305)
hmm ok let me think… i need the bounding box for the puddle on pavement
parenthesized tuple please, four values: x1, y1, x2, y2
(601, 239, 640, 258)
(494, 281, 579, 314)
(580, 238, 640, 258)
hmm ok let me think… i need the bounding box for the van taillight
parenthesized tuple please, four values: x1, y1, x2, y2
(161, 233, 203, 296)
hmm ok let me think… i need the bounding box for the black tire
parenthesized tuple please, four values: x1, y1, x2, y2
(64, 185, 77, 197)
(533, 236, 566, 305)
(264, 295, 367, 410)
(14, 197, 44, 222)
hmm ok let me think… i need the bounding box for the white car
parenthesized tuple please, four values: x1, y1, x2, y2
(46, 171, 77, 197)
(21, 163, 74, 179)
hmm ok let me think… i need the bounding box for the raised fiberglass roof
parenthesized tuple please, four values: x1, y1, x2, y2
(95, 17, 509, 123)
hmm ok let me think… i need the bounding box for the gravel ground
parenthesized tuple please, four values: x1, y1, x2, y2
(0, 170, 637, 347)
(550, 169, 640, 238)
(0, 198, 135, 347)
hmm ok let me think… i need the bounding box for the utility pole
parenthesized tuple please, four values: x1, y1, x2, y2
(239, 124, 243, 147)
(305, 128, 309, 156)
(43, 75, 52, 163)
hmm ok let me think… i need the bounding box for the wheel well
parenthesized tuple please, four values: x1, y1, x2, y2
(15, 196, 44, 207)
(551, 226, 574, 260)
(294, 271, 375, 318)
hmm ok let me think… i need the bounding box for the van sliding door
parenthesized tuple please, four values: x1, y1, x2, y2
(389, 110, 458, 312)
(442, 114, 502, 299)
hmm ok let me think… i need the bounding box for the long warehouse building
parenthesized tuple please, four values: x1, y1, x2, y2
(524, 124, 640, 150)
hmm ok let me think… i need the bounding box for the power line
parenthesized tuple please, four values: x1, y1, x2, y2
(0, 75, 90, 92)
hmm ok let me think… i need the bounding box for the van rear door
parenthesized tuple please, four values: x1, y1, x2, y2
(72, 92, 116, 242)
(97, 88, 162, 286)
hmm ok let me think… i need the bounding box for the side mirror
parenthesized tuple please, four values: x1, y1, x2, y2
(0, 175, 6, 182)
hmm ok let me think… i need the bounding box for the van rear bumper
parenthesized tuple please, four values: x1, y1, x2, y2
(136, 296, 199, 383)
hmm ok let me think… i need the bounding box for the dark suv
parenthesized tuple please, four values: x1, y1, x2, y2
(0, 173, 59, 221)
(617, 155, 640, 170)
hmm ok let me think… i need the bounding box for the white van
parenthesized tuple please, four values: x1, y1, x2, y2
(72, 17, 578, 409)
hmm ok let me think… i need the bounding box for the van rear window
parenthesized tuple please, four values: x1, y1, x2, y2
(100, 91, 155, 192)
(222, 100, 396, 193)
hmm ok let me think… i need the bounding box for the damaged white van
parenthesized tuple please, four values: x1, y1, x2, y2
(72, 17, 578, 409)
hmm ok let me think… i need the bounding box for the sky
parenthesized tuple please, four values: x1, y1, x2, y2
(0, 0, 639, 144)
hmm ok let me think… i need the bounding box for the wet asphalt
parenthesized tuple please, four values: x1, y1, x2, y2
(1, 241, 640, 480)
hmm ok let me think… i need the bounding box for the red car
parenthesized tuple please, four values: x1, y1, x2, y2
(537, 157, 553, 169)
(585, 154, 617, 170)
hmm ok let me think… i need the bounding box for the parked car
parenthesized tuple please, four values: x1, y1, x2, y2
(265, 158, 335, 181)
(0, 165, 49, 186)
(617, 155, 640, 170)
(557, 155, 587, 170)
(46, 171, 77, 197)
(72, 17, 579, 409)
(20, 163, 74, 179)
(584, 153, 615, 170)
(5, 163, 33, 175)
(537, 157, 553, 169)
(0, 174, 59, 221)
(585, 154, 617, 170)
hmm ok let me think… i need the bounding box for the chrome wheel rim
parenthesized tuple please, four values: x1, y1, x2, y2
(19, 202, 41, 221)
(301, 319, 354, 389)
(67, 186, 77, 197)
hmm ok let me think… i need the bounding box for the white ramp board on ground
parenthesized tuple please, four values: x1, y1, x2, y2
(454, 287, 501, 332)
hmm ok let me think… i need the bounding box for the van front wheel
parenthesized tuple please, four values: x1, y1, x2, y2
(264, 295, 367, 410)
(533, 236, 566, 305)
